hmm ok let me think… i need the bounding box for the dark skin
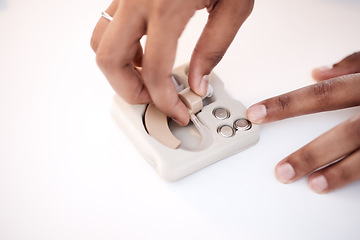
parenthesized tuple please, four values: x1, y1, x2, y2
(91, 0, 359, 193)
(91, 0, 254, 125)
(247, 52, 360, 193)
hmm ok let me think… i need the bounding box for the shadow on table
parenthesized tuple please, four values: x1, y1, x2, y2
(0, 0, 8, 11)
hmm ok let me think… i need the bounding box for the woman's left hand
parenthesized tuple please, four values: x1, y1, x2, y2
(247, 52, 360, 193)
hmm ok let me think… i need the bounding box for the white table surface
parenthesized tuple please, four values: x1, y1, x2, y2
(1, 0, 360, 239)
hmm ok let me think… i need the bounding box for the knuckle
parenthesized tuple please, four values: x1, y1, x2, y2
(349, 52, 359, 62)
(333, 52, 360, 69)
(325, 162, 353, 190)
(311, 81, 334, 104)
(95, 51, 110, 69)
(274, 94, 291, 112)
(288, 147, 317, 175)
(96, 51, 124, 72)
(90, 24, 103, 53)
(345, 52, 360, 64)
(300, 148, 316, 168)
(90, 35, 99, 53)
(90, 20, 107, 53)
(193, 48, 225, 69)
(206, 51, 225, 67)
(298, 148, 316, 171)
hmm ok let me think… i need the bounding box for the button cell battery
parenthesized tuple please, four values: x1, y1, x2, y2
(213, 108, 230, 120)
(217, 125, 235, 138)
(234, 118, 252, 131)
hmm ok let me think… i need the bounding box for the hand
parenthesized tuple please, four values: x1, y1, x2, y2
(91, 0, 254, 125)
(247, 52, 360, 193)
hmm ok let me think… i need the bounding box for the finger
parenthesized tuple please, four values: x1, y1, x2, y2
(312, 52, 360, 81)
(96, 1, 151, 104)
(188, 0, 254, 96)
(308, 148, 360, 193)
(91, 0, 143, 67)
(91, 0, 119, 52)
(247, 74, 360, 124)
(274, 113, 360, 184)
(133, 42, 143, 67)
(142, 8, 195, 125)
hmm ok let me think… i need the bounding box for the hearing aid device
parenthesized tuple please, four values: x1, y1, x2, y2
(111, 64, 260, 181)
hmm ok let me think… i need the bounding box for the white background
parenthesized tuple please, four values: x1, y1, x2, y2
(1, 0, 360, 239)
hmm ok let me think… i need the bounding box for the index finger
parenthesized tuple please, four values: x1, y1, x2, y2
(247, 74, 360, 124)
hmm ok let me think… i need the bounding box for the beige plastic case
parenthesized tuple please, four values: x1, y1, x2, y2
(111, 64, 260, 181)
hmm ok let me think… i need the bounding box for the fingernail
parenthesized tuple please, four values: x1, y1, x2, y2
(172, 118, 184, 126)
(275, 163, 295, 183)
(312, 66, 333, 81)
(199, 75, 210, 96)
(309, 175, 328, 193)
(313, 66, 332, 73)
(172, 117, 188, 126)
(312, 66, 332, 79)
(247, 105, 267, 124)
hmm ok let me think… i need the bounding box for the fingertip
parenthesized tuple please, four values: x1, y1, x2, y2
(172, 117, 189, 127)
(174, 115, 190, 127)
(275, 162, 295, 184)
(312, 66, 332, 81)
(188, 63, 207, 97)
(247, 104, 267, 124)
(308, 174, 329, 194)
(171, 100, 190, 126)
(198, 75, 210, 97)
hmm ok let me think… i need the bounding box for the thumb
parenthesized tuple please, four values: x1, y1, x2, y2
(188, 0, 254, 96)
(312, 52, 360, 81)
